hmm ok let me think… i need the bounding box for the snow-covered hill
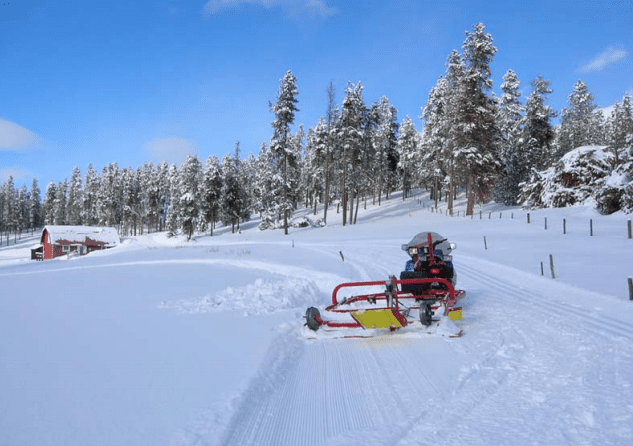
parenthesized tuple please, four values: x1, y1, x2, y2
(1, 193, 632, 446)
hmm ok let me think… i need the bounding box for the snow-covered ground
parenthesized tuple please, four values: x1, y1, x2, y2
(2, 193, 633, 446)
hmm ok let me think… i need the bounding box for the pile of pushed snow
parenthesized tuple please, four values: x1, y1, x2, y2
(159, 277, 321, 315)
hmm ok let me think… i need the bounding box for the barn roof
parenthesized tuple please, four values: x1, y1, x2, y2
(41, 226, 120, 247)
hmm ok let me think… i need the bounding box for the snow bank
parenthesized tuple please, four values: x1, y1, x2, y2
(159, 277, 321, 316)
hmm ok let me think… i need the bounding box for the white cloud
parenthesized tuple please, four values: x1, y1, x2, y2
(203, 0, 337, 18)
(578, 46, 628, 73)
(0, 118, 42, 150)
(144, 137, 198, 164)
(0, 167, 33, 183)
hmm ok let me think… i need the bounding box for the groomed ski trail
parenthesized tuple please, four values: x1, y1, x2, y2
(219, 333, 463, 446)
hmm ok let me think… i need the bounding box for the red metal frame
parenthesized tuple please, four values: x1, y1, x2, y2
(315, 277, 464, 330)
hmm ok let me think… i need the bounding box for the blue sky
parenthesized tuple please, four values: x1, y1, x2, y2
(1, 0, 632, 188)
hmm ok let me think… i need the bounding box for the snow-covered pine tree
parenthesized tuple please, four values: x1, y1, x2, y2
(220, 145, 246, 233)
(29, 178, 42, 233)
(338, 81, 366, 225)
(164, 163, 180, 236)
(269, 70, 300, 235)
(454, 22, 501, 215)
(494, 69, 525, 205)
(556, 80, 605, 157)
(120, 168, 137, 236)
(43, 181, 56, 225)
(178, 155, 202, 241)
(0, 177, 17, 243)
(373, 96, 399, 204)
(521, 76, 557, 172)
(53, 180, 67, 225)
(66, 166, 83, 225)
(303, 120, 326, 215)
(82, 164, 100, 226)
(420, 75, 451, 208)
(397, 115, 420, 200)
(200, 155, 222, 236)
(604, 95, 633, 165)
(97, 163, 121, 227)
(322, 81, 339, 225)
(16, 184, 28, 237)
(157, 161, 170, 232)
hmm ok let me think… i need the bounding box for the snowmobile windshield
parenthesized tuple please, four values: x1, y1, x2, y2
(401, 232, 444, 250)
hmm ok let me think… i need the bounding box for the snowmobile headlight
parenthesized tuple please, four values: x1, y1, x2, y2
(408, 247, 418, 255)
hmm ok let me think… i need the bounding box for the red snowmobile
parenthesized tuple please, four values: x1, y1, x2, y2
(305, 232, 466, 335)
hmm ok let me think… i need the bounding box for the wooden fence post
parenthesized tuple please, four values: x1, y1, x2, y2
(484, 236, 488, 250)
(527, 213, 531, 224)
(563, 218, 566, 235)
(628, 277, 633, 301)
(628, 220, 632, 239)
(590, 219, 593, 236)
(549, 254, 556, 279)
(545, 217, 548, 230)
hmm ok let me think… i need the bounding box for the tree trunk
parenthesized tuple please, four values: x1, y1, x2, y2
(466, 174, 475, 216)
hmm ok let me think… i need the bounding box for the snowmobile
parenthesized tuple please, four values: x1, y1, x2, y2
(305, 232, 466, 336)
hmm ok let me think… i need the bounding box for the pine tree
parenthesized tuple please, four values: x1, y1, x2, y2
(605, 95, 633, 164)
(29, 178, 42, 232)
(398, 115, 420, 200)
(97, 163, 121, 227)
(165, 164, 180, 236)
(1, 177, 17, 244)
(556, 80, 604, 157)
(521, 76, 557, 171)
(82, 164, 100, 226)
(268, 70, 300, 234)
(420, 75, 451, 207)
(53, 180, 67, 225)
(338, 81, 366, 225)
(178, 155, 203, 240)
(43, 181, 57, 225)
(17, 184, 28, 236)
(200, 155, 222, 236)
(454, 22, 501, 215)
(495, 69, 525, 205)
(373, 96, 399, 203)
(157, 161, 170, 232)
(322, 81, 339, 225)
(220, 146, 246, 233)
(66, 166, 83, 225)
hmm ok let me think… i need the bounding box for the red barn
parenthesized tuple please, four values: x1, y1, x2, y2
(34, 226, 120, 260)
